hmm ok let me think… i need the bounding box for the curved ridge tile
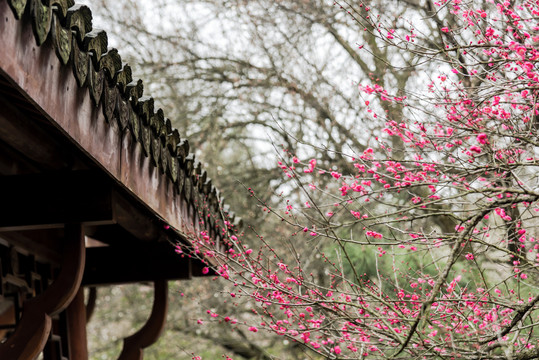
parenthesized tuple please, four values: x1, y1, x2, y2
(8, 0, 27, 19)
(52, 13, 71, 64)
(51, 0, 75, 21)
(83, 29, 108, 68)
(31, 0, 52, 46)
(99, 48, 121, 83)
(66, 4, 92, 44)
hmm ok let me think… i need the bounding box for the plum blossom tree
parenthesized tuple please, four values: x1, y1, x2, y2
(180, 0, 539, 359)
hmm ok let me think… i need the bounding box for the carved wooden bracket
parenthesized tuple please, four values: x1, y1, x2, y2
(118, 280, 168, 360)
(0, 224, 85, 360)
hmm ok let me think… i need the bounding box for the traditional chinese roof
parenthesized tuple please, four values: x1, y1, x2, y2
(0, 1, 241, 357)
(0, 0, 239, 272)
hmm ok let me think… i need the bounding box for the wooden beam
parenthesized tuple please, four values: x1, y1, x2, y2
(82, 242, 192, 286)
(0, 140, 40, 176)
(85, 224, 141, 247)
(0, 171, 114, 231)
(0, 88, 68, 170)
(0, 229, 63, 264)
(0, 171, 176, 245)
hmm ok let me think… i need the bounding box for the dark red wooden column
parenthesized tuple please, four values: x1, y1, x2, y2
(66, 288, 89, 360)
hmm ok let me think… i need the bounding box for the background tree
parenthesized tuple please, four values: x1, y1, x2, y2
(82, 0, 438, 358)
(183, 0, 539, 359)
(82, 0, 539, 358)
